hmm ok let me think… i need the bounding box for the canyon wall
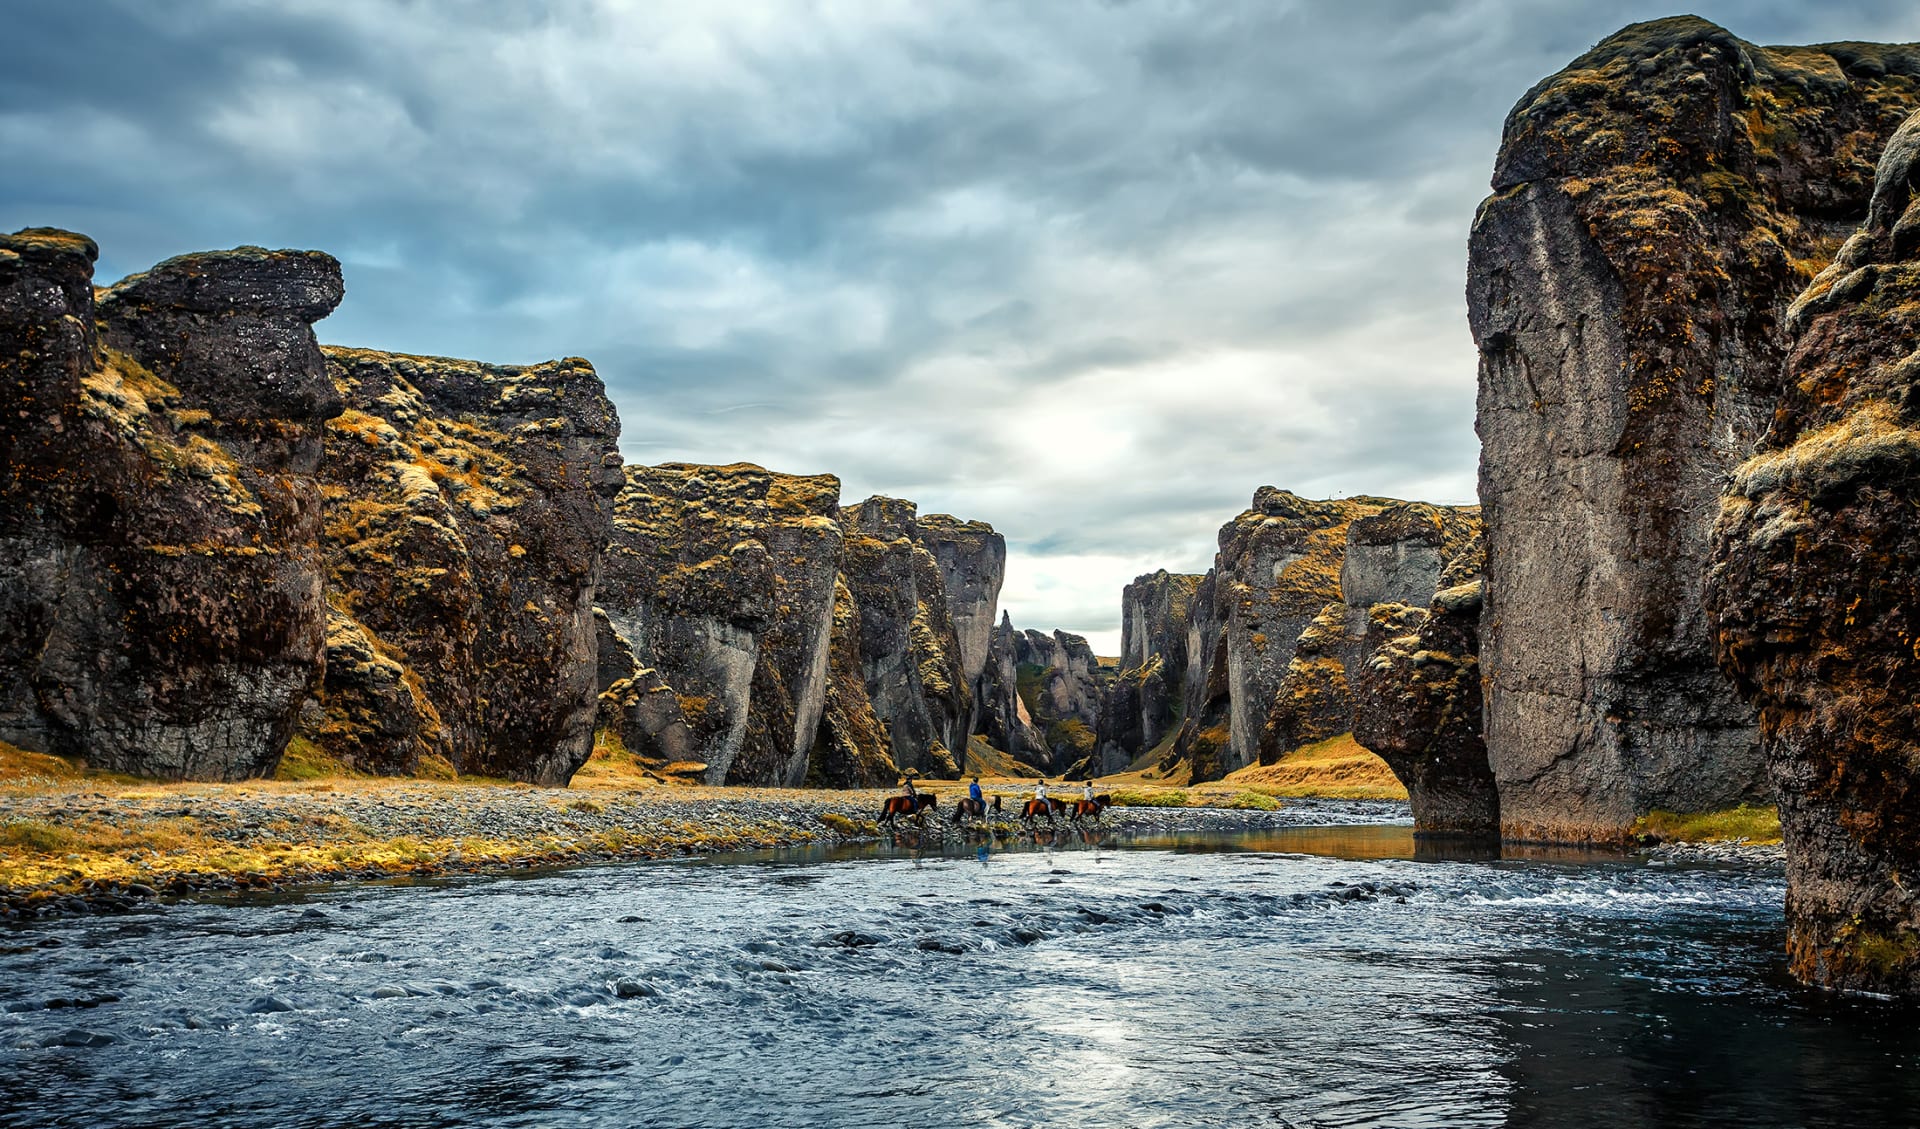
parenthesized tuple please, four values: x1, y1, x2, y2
(1353, 534, 1499, 837)
(0, 233, 342, 780)
(1708, 109, 1920, 995)
(305, 347, 623, 786)
(1099, 570, 1203, 771)
(1468, 16, 1920, 841)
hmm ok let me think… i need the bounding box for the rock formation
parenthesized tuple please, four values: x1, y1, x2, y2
(838, 496, 969, 778)
(806, 576, 899, 788)
(597, 463, 841, 786)
(303, 347, 622, 785)
(1012, 628, 1109, 775)
(593, 608, 697, 767)
(915, 513, 1007, 732)
(1468, 16, 1920, 841)
(1098, 571, 1203, 769)
(977, 612, 1048, 766)
(1354, 534, 1499, 837)
(1262, 503, 1481, 763)
(0, 231, 343, 780)
(1708, 109, 1920, 995)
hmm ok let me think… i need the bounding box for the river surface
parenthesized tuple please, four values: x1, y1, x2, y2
(3, 809, 1917, 1128)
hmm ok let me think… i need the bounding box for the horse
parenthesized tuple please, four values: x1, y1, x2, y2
(879, 793, 937, 829)
(1069, 795, 1112, 823)
(951, 794, 1002, 826)
(1021, 798, 1057, 828)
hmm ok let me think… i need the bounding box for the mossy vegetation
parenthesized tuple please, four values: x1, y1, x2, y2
(1108, 789, 1189, 808)
(1631, 804, 1782, 844)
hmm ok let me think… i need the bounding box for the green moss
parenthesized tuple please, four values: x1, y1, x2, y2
(0, 820, 79, 854)
(1222, 791, 1282, 811)
(1632, 804, 1781, 844)
(1108, 789, 1188, 808)
(273, 735, 353, 781)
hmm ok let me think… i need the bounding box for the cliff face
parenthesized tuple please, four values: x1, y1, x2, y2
(1354, 534, 1499, 837)
(916, 514, 1006, 729)
(1468, 17, 1920, 841)
(1099, 570, 1202, 769)
(598, 463, 841, 786)
(978, 612, 1048, 766)
(304, 347, 622, 785)
(1013, 628, 1109, 775)
(1210, 488, 1391, 775)
(1708, 110, 1920, 995)
(839, 496, 969, 777)
(1263, 503, 1481, 763)
(0, 232, 342, 780)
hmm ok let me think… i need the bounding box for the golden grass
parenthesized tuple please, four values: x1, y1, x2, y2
(1214, 734, 1409, 801)
(1632, 805, 1782, 845)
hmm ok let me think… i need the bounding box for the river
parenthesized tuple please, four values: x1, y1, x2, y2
(3, 807, 1916, 1128)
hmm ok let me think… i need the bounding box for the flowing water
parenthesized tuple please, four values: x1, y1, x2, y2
(3, 811, 1917, 1128)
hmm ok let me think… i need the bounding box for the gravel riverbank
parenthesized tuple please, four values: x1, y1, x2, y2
(0, 781, 1411, 918)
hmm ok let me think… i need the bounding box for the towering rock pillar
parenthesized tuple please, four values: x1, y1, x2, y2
(915, 513, 1007, 733)
(1468, 17, 1920, 841)
(1709, 110, 1920, 995)
(0, 233, 344, 780)
(839, 496, 969, 777)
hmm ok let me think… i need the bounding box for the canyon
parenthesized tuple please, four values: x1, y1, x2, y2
(4, 14, 1920, 997)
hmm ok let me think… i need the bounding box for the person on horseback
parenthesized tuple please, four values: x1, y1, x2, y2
(898, 775, 919, 805)
(1082, 779, 1095, 803)
(1034, 778, 1048, 802)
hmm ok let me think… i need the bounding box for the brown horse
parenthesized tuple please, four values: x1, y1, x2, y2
(950, 794, 1002, 825)
(879, 793, 937, 828)
(1069, 795, 1112, 823)
(1021, 798, 1058, 827)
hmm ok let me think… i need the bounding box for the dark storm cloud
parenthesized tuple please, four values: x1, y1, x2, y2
(7, 0, 1919, 646)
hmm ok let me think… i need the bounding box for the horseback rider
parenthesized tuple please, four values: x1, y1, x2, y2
(968, 775, 984, 818)
(1034, 778, 1048, 802)
(899, 775, 919, 804)
(1082, 779, 1095, 803)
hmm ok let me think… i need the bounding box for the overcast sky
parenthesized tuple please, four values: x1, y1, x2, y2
(7, 1, 1918, 651)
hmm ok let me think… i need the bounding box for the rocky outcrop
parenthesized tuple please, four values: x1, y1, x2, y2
(1013, 628, 1110, 775)
(597, 463, 842, 787)
(977, 612, 1048, 765)
(1468, 17, 1920, 841)
(593, 608, 696, 766)
(1262, 503, 1481, 763)
(1201, 488, 1393, 776)
(806, 576, 899, 788)
(839, 497, 969, 778)
(303, 347, 622, 785)
(1099, 571, 1202, 769)
(1354, 534, 1499, 837)
(915, 514, 1006, 732)
(1708, 110, 1920, 995)
(1170, 570, 1233, 781)
(0, 232, 343, 780)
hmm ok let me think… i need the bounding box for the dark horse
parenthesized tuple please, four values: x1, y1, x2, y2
(879, 793, 937, 828)
(1069, 795, 1112, 823)
(951, 794, 1002, 825)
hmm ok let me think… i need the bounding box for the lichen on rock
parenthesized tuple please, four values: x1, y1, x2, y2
(1708, 107, 1920, 996)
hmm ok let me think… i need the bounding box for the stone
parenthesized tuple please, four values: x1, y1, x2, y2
(0, 232, 343, 780)
(1013, 628, 1108, 775)
(1708, 107, 1920, 996)
(915, 513, 1007, 733)
(975, 612, 1048, 767)
(302, 347, 621, 785)
(1468, 17, 1920, 841)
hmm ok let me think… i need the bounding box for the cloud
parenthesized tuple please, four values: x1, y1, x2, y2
(6, 0, 1919, 641)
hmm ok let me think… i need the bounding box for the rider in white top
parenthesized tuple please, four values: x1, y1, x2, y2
(1082, 780, 1095, 802)
(1034, 779, 1048, 801)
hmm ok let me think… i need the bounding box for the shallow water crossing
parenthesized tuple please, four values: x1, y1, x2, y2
(3, 810, 1917, 1128)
